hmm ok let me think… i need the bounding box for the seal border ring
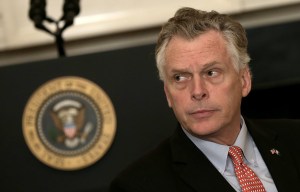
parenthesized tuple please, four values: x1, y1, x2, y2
(22, 76, 117, 171)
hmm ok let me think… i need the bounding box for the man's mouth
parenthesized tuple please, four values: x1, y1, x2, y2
(189, 109, 218, 119)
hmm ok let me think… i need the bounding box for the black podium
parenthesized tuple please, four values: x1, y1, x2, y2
(0, 44, 177, 192)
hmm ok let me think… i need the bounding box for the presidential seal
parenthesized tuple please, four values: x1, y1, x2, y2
(22, 76, 117, 170)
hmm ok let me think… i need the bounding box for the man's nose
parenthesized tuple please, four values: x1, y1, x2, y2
(191, 77, 208, 101)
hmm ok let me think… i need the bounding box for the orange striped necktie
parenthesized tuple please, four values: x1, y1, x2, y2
(228, 146, 266, 192)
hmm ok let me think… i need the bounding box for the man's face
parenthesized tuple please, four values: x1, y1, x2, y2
(163, 30, 251, 145)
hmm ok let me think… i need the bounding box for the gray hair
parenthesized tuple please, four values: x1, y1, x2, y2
(155, 7, 250, 81)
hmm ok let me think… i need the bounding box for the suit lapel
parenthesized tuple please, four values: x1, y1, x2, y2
(246, 119, 300, 191)
(169, 127, 235, 191)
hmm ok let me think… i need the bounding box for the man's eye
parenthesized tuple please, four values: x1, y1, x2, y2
(204, 69, 224, 83)
(174, 74, 188, 82)
(207, 70, 219, 77)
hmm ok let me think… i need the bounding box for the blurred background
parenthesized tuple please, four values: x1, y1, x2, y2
(1, 0, 300, 66)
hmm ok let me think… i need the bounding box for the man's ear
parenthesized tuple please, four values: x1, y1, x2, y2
(241, 67, 252, 97)
(164, 84, 172, 108)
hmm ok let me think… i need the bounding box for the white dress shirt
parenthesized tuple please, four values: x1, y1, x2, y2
(182, 116, 278, 192)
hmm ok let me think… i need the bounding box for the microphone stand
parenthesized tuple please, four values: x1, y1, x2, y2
(29, 0, 80, 57)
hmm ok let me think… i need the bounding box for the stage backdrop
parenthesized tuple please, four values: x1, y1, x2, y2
(0, 20, 299, 192)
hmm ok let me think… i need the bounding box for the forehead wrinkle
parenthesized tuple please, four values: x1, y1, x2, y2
(166, 37, 226, 61)
(165, 49, 211, 73)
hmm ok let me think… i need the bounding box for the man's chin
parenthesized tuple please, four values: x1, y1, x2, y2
(186, 121, 219, 136)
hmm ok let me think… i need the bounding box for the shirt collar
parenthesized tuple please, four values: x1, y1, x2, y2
(182, 116, 258, 174)
(233, 116, 256, 165)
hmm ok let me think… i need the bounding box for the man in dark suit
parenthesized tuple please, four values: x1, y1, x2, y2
(110, 7, 300, 191)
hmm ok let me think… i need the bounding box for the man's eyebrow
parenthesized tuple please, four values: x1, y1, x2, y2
(169, 61, 221, 74)
(201, 61, 220, 69)
(169, 68, 190, 74)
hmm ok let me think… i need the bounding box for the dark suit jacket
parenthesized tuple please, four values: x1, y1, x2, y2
(110, 119, 300, 191)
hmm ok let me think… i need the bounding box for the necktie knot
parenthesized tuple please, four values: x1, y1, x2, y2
(228, 146, 244, 166)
